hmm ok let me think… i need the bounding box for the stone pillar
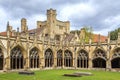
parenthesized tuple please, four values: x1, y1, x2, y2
(106, 59, 111, 71)
(24, 57, 27, 70)
(4, 56, 10, 71)
(25, 57, 29, 70)
(41, 47, 45, 69)
(74, 51, 77, 69)
(88, 45, 93, 69)
(88, 58, 92, 69)
(53, 49, 57, 68)
(62, 49, 64, 68)
(73, 51, 75, 68)
(25, 45, 30, 70)
(5, 39, 11, 71)
(106, 47, 111, 71)
(41, 57, 45, 69)
(106, 32, 112, 71)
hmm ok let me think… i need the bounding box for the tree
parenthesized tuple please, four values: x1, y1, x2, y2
(110, 27, 120, 40)
(80, 26, 93, 43)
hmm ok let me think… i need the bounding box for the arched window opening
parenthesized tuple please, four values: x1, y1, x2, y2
(64, 50, 73, 67)
(29, 48, 39, 68)
(77, 50, 88, 68)
(10, 46, 23, 69)
(93, 58, 106, 68)
(111, 48, 120, 68)
(111, 58, 120, 68)
(0, 48, 3, 70)
(92, 49, 106, 68)
(57, 50, 62, 67)
(45, 49, 53, 67)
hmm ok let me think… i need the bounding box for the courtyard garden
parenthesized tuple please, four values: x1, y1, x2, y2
(0, 69, 119, 80)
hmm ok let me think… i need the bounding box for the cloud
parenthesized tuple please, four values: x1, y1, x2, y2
(0, 7, 8, 31)
(104, 15, 120, 26)
(27, 14, 46, 30)
(59, 2, 97, 20)
(103, 15, 120, 31)
(0, 0, 120, 36)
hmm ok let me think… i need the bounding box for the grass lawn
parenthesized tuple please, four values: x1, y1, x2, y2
(0, 69, 120, 80)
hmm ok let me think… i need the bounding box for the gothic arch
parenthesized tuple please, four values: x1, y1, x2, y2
(77, 48, 89, 54)
(64, 50, 73, 67)
(77, 49, 88, 68)
(111, 47, 120, 68)
(10, 45, 25, 69)
(92, 48, 107, 68)
(0, 48, 3, 70)
(93, 48, 107, 60)
(44, 48, 54, 67)
(29, 47, 40, 68)
(10, 42, 24, 52)
(92, 57, 106, 68)
(110, 47, 120, 58)
(57, 49, 62, 67)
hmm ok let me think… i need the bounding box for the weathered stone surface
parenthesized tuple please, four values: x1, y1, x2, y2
(64, 73, 82, 77)
(0, 8, 120, 72)
(18, 71, 34, 75)
(74, 72, 93, 76)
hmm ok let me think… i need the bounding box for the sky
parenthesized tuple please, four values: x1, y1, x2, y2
(0, 0, 120, 36)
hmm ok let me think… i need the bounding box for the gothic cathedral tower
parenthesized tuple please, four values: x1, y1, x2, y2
(47, 8, 57, 38)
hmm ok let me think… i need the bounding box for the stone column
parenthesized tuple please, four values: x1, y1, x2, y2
(4, 56, 10, 71)
(106, 59, 111, 71)
(5, 39, 11, 71)
(41, 47, 45, 69)
(53, 51, 57, 69)
(88, 45, 93, 69)
(106, 32, 112, 71)
(62, 49, 64, 68)
(106, 47, 111, 71)
(73, 52, 75, 68)
(25, 48, 29, 70)
(74, 48, 77, 69)
(88, 58, 92, 69)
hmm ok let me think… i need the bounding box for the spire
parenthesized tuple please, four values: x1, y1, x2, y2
(7, 21, 9, 27)
(6, 21, 10, 37)
(6, 21, 10, 31)
(98, 34, 100, 43)
(108, 32, 110, 43)
(17, 27, 19, 32)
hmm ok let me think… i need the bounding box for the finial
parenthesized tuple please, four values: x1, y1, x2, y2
(17, 27, 19, 32)
(98, 34, 101, 43)
(7, 21, 9, 27)
(6, 21, 10, 31)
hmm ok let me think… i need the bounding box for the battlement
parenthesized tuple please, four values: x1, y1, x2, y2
(47, 8, 56, 15)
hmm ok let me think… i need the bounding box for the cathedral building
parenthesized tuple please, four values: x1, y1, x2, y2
(0, 9, 120, 71)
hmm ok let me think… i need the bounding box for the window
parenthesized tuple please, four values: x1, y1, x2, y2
(45, 34, 49, 37)
(55, 35, 60, 41)
(59, 26, 63, 30)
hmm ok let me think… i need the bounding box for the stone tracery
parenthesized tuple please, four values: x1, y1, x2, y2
(64, 50, 73, 67)
(45, 48, 53, 67)
(10, 46, 23, 69)
(77, 49, 88, 68)
(29, 48, 39, 68)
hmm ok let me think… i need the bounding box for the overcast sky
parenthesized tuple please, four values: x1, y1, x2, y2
(0, 0, 120, 36)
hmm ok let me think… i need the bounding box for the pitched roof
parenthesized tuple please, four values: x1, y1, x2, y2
(93, 34, 107, 42)
(0, 31, 13, 37)
(0, 32, 7, 36)
(29, 27, 45, 36)
(64, 33, 74, 42)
